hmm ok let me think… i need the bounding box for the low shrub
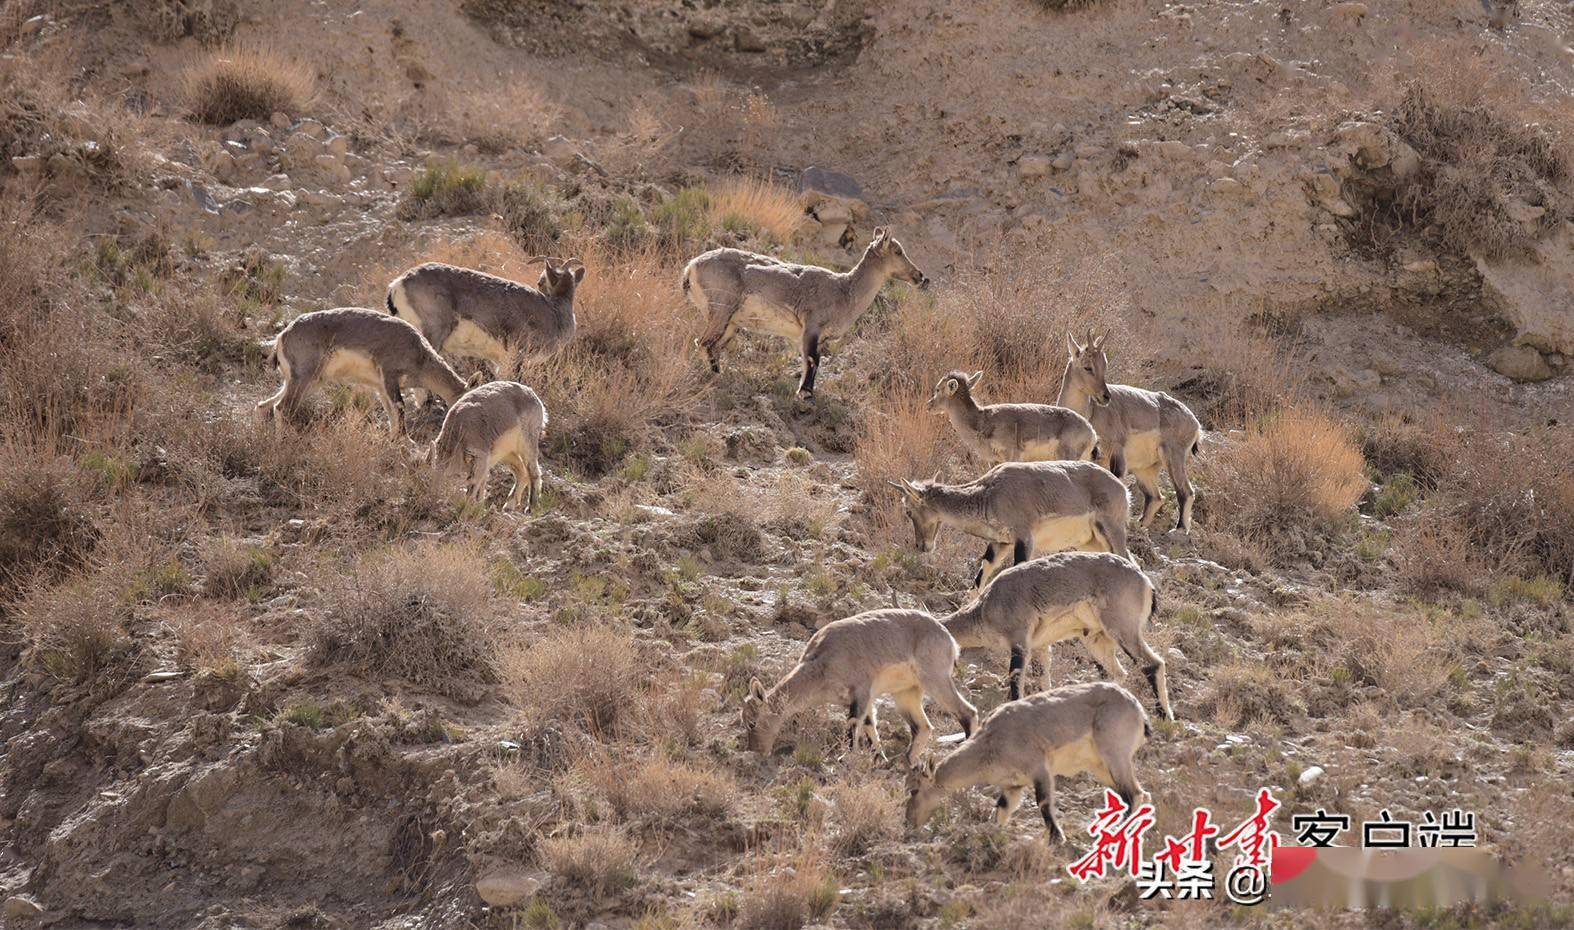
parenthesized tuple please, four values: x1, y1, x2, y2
(311, 541, 500, 697)
(539, 827, 640, 896)
(181, 44, 316, 125)
(1202, 406, 1367, 549)
(501, 625, 640, 736)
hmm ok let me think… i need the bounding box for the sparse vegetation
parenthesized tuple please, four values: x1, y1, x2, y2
(310, 542, 500, 697)
(539, 827, 640, 896)
(501, 625, 640, 736)
(181, 44, 316, 125)
(1202, 406, 1368, 552)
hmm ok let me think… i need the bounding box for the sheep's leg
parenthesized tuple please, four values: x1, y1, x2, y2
(862, 701, 884, 760)
(1008, 643, 1028, 701)
(977, 540, 1013, 589)
(797, 329, 823, 398)
(525, 446, 543, 513)
(995, 785, 1026, 826)
(1164, 440, 1196, 533)
(1034, 772, 1065, 844)
(696, 301, 741, 374)
(1105, 442, 1127, 479)
(846, 687, 872, 752)
(1133, 465, 1164, 528)
(377, 369, 407, 437)
(270, 360, 317, 435)
(1080, 628, 1127, 681)
(465, 453, 490, 504)
(1038, 643, 1055, 695)
(503, 454, 530, 511)
(918, 666, 978, 739)
(1095, 727, 1148, 809)
(892, 687, 933, 768)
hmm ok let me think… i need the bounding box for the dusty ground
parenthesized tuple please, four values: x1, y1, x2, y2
(0, 0, 1571, 928)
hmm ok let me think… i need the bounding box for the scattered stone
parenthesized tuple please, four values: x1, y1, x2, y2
(189, 182, 220, 213)
(11, 155, 43, 174)
(145, 670, 185, 683)
(1018, 154, 1052, 178)
(1051, 150, 1074, 171)
(270, 111, 292, 130)
(1332, 2, 1368, 25)
(296, 118, 327, 139)
(1327, 366, 1381, 397)
(1401, 259, 1438, 275)
(1486, 344, 1553, 382)
(1209, 177, 1246, 197)
(476, 867, 540, 907)
(801, 166, 864, 203)
(3, 896, 43, 921)
(733, 24, 767, 52)
(1298, 765, 1325, 786)
(688, 13, 725, 38)
(326, 134, 349, 158)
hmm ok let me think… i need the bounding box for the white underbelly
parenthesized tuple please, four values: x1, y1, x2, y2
(1124, 430, 1163, 471)
(1029, 604, 1091, 649)
(1030, 514, 1099, 554)
(320, 349, 384, 389)
(870, 663, 921, 697)
(1048, 734, 1103, 778)
(444, 319, 511, 366)
(734, 296, 803, 340)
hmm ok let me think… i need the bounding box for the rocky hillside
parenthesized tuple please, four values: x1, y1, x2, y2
(0, 1, 1571, 928)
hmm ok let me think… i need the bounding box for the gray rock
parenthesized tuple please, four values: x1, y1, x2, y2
(1486, 344, 1553, 382)
(476, 867, 540, 907)
(3, 896, 43, 920)
(801, 166, 864, 203)
(1018, 154, 1052, 178)
(733, 24, 767, 52)
(11, 155, 44, 174)
(189, 182, 220, 213)
(270, 111, 292, 129)
(688, 13, 725, 38)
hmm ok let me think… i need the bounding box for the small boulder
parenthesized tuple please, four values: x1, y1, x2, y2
(1018, 154, 1052, 178)
(733, 24, 767, 53)
(1298, 765, 1325, 786)
(476, 867, 541, 907)
(1486, 344, 1553, 382)
(4, 896, 43, 920)
(801, 166, 864, 203)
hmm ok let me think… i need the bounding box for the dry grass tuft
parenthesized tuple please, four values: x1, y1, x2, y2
(539, 826, 640, 896)
(1389, 82, 1570, 258)
(579, 751, 738, 824)
(181, 44, 316, 126)
(1198, 660, 1304, 728)
(311, 541, 500, 697)
(441, 79, 562, 155)
(709, 178, 804, 244)
(535, 246, 698, 477)
(738, 843, 839, 930)
(827, 781, 899, 855)
(0, 443, 97, 605)
(1202, 406, 1367, 549)
(15, 565, 131, 682)
(501, 625, 641, 736)
(201, 538, 273, 601)
(166, 601, 249, 675)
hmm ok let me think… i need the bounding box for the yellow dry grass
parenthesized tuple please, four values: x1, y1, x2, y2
(181, 44, 316, 126)
(709, 177, 804, 243)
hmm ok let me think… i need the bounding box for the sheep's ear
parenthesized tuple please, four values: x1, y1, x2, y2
(943, 377, 959, 396)
(571, 265, 586, 284)
(1066, 331, 1083, 356)
(747, 677, 768, 702)
(466, 371, 487, 389)
(889, 479, 921, 501)
(967, 370, 984, 387)
(1091, 331, 1106, 351)
(930, 470, 942, 484)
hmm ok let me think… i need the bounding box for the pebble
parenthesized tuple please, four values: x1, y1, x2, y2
(1298, 765, 1324, 786)
(476, 867, 540, 907)
(3, 896, 42, 920)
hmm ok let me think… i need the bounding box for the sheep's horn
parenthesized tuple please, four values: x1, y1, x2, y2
(562, 257, 585, 270)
